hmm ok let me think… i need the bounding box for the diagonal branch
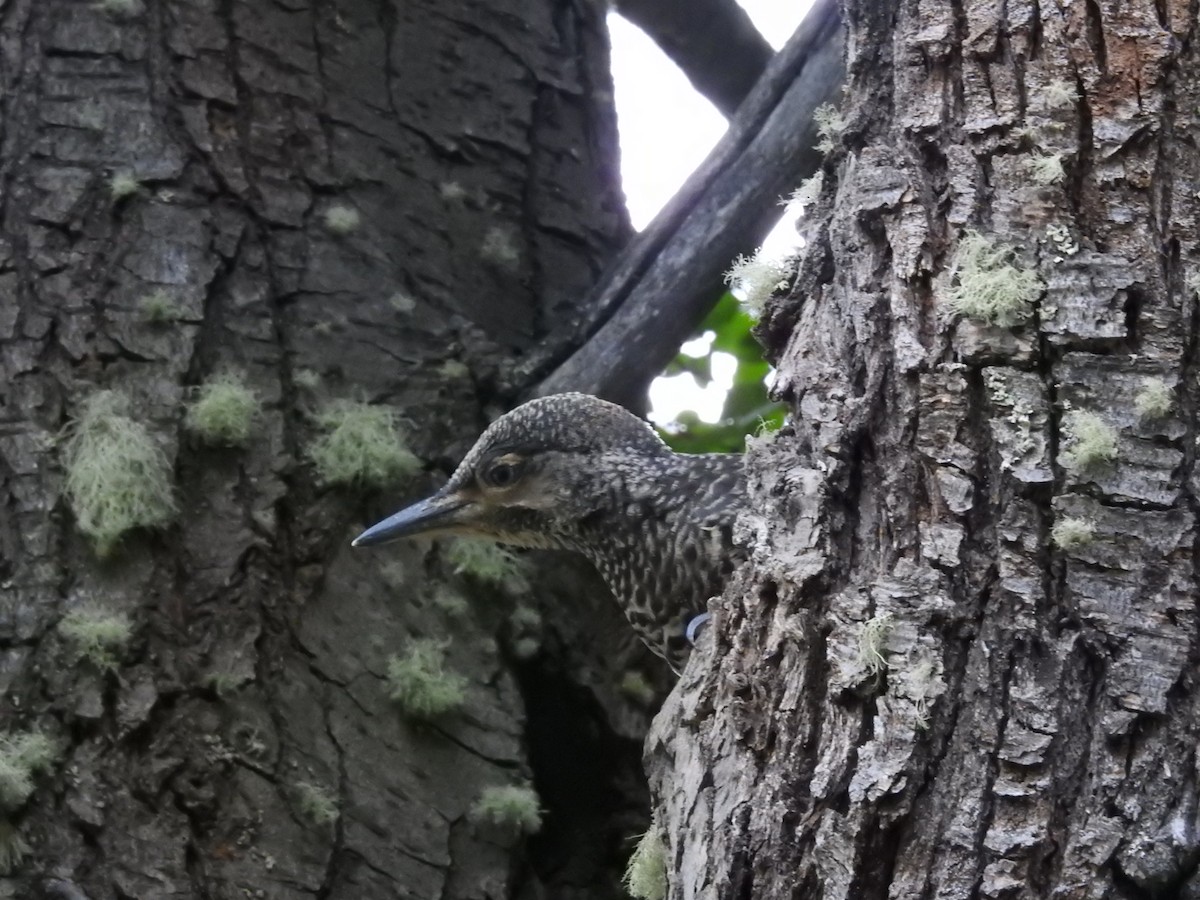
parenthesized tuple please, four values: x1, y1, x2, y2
(532, 0, 843, 410)
(613, 0, 775, 118)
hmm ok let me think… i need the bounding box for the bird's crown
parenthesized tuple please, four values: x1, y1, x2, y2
(460, 392, 668, 462)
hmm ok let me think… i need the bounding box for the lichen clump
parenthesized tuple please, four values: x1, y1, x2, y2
(0, 819, 30, 876)
(0, 730, 58, 812)
(945, 232, 1044, 327)
(431, 586, 470, 618)
(858, 613, 893, 677)
(295, 782, 339, 826)
(1052, 517, 1096, 550)
(813, 103, 845, 154)
(508, 605, 543, 660)
(186, 371, 260, 447)
(470, 784, 542, 835)
(308, 400, 420, 488)
(724, 248, 792, 317)
(623, 824, 668, 900)
(108, 171, 140, 199)
(1061, 411, 1119, 473)
(58, 605, 133, 669)
(783, 171, 824, 218)
(1039, 79, 1079, 110)
(445, 539, 529, 589)
(62, 390, 176, 556)
(139, 288, 180, 323)
(323, 205, 360, 234)
(618, 671, 656, 706)
(1027, 152, 1066, 186)
(386, 640, 468, 720)
(1134, 378, 1172, 421)
(481, 226, 521, 269)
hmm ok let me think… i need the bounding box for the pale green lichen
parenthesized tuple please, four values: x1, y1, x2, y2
(511, 637, 540, 660)
(308, 400, 420, 488)
(944, 232, 1043, 327)
(858, 613, 893, 677)
(0, 820, 30, 876)
(186, 371, 260, 447)
(509, 606, 541, 632)
(294, 368, 321, 390)
(431, 587, 470, 618)
(623, 824, 668, 900)
(108, 171, 140, 198)
(386, 640, 468, 720)
(901, 656, 940, 730)
(388, 292, 416, 314)
(0, 731, 58, 812)
(444, 539, 529, 590)
(440, 359, 470, 380)
(295, 781, 339, 826)
(1134, 378, 1172, 420)
(481, 226, 521, 269)
(470, 784, 542, 835)
(723, 248, 792, 317)
(202, 670, 245, 697)
(323, 205, 360, 235)
(1039, 79, 1079, 110)
(508, 605, 542, 661)
(1027, 152, 1066, 185)
(58, 605, 133, 670)
(1051, 516, 1096, 550)
(62, 390, 176, 556)
(813, 103, 845, 154)
(783, 171, 824, 217)
(139, 288, 180, 323)
(1061, 411, 1119, 473)
(618, 671, 656, 706)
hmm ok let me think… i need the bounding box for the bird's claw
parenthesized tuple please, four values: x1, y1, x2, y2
(685, 612, 712, 645)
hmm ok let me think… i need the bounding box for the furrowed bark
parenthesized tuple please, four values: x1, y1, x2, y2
(648, 1, 1200, 897)
(0, 0, 659, 896)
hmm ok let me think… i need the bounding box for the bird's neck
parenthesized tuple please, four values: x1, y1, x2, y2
(550, 451, 744, 661)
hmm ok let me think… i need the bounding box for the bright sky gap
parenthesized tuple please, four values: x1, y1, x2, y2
(609, 2, 814, 425)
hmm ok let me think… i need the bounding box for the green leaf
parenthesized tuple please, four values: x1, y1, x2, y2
(654, 291, 784, 454)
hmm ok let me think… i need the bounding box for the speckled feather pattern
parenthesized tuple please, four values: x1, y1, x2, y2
(442, 393, 746, 669)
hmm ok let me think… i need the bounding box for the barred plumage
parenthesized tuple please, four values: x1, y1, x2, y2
(353, 393, 746, 669)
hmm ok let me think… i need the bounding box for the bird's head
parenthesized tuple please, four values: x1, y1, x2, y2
(352, 393, 670, 550)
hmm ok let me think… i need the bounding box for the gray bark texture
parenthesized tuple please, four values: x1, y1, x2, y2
(649, 1, 1200, 898)
(0, 0, 667, 897)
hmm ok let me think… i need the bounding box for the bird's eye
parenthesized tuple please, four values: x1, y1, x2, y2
(483, 459, 523, 488)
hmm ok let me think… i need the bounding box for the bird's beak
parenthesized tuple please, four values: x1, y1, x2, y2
(351, 490, 473, 547)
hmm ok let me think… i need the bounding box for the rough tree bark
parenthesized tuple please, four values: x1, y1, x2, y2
(0, 0, 661, 897)
(651, 1, 1200, 898)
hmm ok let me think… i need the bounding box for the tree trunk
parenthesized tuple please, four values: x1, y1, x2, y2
(650, 2, 1200, 898)
(0, 0, 659, 897)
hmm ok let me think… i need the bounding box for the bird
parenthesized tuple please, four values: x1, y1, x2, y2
(352, 392, 746, 670)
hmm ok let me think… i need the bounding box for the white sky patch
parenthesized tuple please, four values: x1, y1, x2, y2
(610, 2, 814, 421)
(648, 351, 739, 426)
(607, 15, 725, 231)
(740, 0, 814, 50)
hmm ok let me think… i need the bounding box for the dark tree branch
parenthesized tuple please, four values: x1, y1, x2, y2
(532, 0, 843, 410)
(613, 0, 775, 118)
